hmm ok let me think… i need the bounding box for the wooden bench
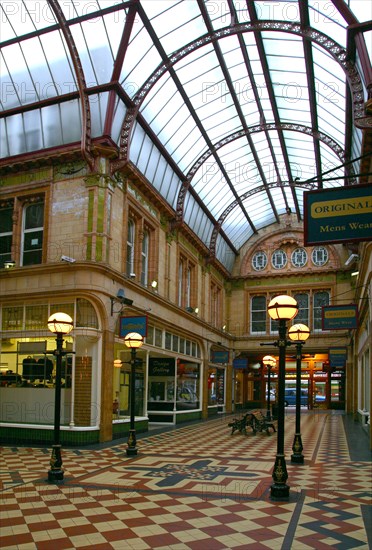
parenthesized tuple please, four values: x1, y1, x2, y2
(250, 410, 276, 434)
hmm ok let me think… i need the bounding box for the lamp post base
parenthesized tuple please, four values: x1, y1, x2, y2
(48, 445, 64, 483)
(270, 482, 290, 500)
(291, 433, 304, 464)
(126, 429, 138, 456)
(270, 453, 289, 500)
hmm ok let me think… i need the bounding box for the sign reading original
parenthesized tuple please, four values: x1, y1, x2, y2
(304, 184, 372, 245)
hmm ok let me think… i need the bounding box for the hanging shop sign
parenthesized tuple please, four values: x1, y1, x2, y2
(329, 347, 347, 368)
(304, 183, 372, 245)
(233, 358, 248, 369)
(322, 305, 358, 330)
(211, 350, 229, 363)
(119, 315, 148, 337)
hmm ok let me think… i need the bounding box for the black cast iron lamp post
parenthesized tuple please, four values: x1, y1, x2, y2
(267, 295, 298, 499)
(263, 355, 276, 420)
(288, 323, 310, 464)
(124, 332, 143, 456)
(47, 312, 73, 483)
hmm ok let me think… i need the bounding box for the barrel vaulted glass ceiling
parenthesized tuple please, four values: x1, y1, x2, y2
(1, 0, 371, 271)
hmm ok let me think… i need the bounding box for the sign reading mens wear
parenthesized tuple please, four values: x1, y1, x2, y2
(304, 184, 372, 245)
(322, 305, 358, 330)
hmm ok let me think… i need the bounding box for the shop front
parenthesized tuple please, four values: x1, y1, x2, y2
(0, 299, 103, 445)
(112, 323, 203, 428)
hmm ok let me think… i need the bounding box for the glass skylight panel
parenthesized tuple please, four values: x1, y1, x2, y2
(209, 0, 236, 29)
(42, 104, 63, 148)
(215, 236, 236, 272)
(1, 43, 38, 106)
(1, 0, 57, 37)
(223, 208, 249, 245)
(111, 97, 127, 145)
(308, 2, 347, 47)
(121, 26, 162, 93)
(60, 100, 81, 143)
(254, 0, 300, 21)
(145, 0, 207, 55)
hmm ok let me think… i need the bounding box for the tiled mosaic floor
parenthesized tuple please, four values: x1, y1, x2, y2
(1, 411, 371, 549)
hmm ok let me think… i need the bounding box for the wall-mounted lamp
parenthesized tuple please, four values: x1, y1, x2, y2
(186, 306, 199, 314)
(151, 280, 158, 291)
(345, 253, 359, 266)
(113, 359, 122, 368)
(4, 260, 16, 269)
(351, 271, 359, 277)
(110, 288, 133, 315)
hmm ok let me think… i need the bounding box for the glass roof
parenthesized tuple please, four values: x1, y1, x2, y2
(1, 0, 371, 272)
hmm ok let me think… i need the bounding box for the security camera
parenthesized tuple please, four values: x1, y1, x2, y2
(345, 253, 358, 266)
(61, 255, 76, 263)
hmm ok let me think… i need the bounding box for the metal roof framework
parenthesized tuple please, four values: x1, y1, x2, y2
(1, 0, 371, 271)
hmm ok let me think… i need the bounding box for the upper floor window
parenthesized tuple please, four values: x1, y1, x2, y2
(252, 251, 268, 271)
(271, 249, 287, 269)
(313, 291, 330, 331)
(293, 292, 309, 326)
(141, 230, 149, 286)
(291, 248, 307, 267)
(312, 246, 328, 266)
(251, 296, 266, 334)
(0, 206, 13, 268)
(178, 254, 197, 311)
(126, 219, 135, 276)
(210, 280, 222, 328)
(21, 202, 44, 266)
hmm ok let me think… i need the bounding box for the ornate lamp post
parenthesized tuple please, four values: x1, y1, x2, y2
(288, 323, 310, 464)
(47, 312, 74, 483)
(263, 355, 276, 420)
(124, 332, 143, 456)
(267, 295, 298, 499)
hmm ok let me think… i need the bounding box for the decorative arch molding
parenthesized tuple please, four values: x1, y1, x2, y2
(48, 0, 95, 171)
(240, 226, 341, 276)
(113, 20, 370, 168)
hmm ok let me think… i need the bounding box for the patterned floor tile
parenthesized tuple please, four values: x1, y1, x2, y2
(0, 412, 371, 549)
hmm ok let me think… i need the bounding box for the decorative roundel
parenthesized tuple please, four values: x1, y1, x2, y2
(291, 247, 308, 267)
(271, 249, 287, 269)
(311, 246, 329, 266)
(252, 251, 268, 271)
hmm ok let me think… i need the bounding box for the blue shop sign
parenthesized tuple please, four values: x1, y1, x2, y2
(233, 358, 248, 369)
(211, 350, 229, 363)
(119, 315, 148, 337)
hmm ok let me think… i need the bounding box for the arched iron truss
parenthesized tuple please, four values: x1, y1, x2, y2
(208, 181, 316, 259)
(173, 122, 356, 257)
(115, 20, 369, 166)
(48, 0, 95, 171)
